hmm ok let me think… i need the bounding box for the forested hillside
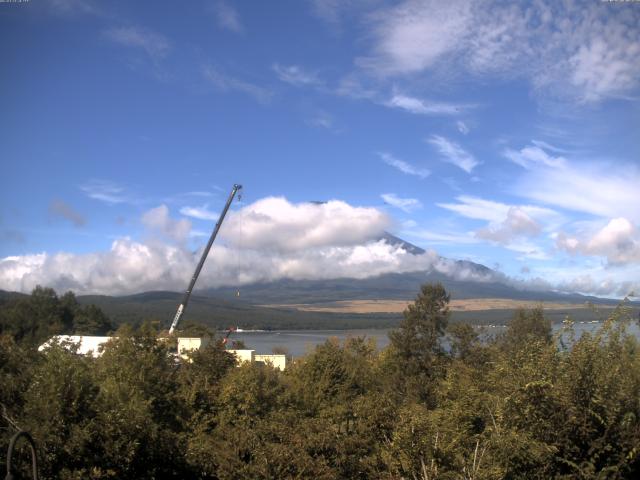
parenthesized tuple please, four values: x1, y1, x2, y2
(0, 286, 114, 346)
(1, 284, 639, 478)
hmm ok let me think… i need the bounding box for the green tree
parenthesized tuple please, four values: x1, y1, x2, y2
(22, 341, 99, 478)
(73, 304, 114, 335)
(90, 323, 191, 478)
(502, 305, 552, 348)
(386, 283, 450, 404)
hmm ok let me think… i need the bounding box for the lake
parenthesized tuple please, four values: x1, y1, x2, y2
(228, 320, 640, 358)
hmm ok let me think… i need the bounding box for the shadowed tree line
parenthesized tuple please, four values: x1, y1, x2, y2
(1, 283, 639, 479)
(0, 286, 114, 345)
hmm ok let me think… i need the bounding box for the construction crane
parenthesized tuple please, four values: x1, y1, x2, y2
(169, 183, 242, 335)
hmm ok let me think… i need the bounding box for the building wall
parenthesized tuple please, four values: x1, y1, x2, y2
(177, 337, 210, 360)
(255, 354, 287, 370)
(38, 335, 114, 358)
(228, 349, 255, 363)
(39, 336, 286, 369)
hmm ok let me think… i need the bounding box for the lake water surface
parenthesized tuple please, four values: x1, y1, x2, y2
(227, 320, 640, 358)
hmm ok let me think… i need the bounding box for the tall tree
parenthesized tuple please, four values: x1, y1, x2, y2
(387, 283, 450, 405)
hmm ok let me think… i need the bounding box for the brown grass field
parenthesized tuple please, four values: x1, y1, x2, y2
(263, 298, 596, 314)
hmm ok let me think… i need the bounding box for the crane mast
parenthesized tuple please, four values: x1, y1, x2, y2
(169, 183, 242, 334)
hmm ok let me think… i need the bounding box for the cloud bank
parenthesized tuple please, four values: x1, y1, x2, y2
(0, 197, 442, 295)
(2, 196, 636, 298)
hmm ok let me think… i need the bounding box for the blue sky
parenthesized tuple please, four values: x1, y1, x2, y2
(1, 0, 639, 297)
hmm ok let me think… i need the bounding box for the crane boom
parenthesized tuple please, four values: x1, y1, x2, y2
(169, 183, 242, 334)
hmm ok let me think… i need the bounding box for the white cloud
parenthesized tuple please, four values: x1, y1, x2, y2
(409, 229, 478, 245)
(202, 65, 273, 104)
(0, 197, 455, 295)
(515, 159, 640, 221)
(0, 241, 194, 296)
(456, 121, 469, 135)
(212, 1, 243, 33)
(179, 205, 219, 221)
(541, 259, 640, 297)
(360, 0, 640, 103)
(80, 180, 130, 205)
(558, 274, 639, 298)
(385, 93, 464, 115)
(221, 197, 390, 252)
(104, 26, 171, 60)
(142, 205, 192, 243)
(361, 0, 472, 75)
(427, 135, 479, 173)
(438, 195, 560, 224)
(530, 140, 569, 154)
(503, 145, 566, 169)
(557, 218, 640, 265)
(569, 33, 640, 103)
(378, 152, 429, 179)
(381, 193, 422, 213)
(438, 196, 561, 255)
(438, 196, 507, 223)
(476, 207, 541, 244)
(273, 64, 322, 87)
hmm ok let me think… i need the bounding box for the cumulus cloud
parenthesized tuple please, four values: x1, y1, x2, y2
(476, 207, 541, 244)
(0, 197, 451, 295)
(49, 199, 86, 227)
(381, 193, 422, 213)
(427, 135, 479, 173)
(437, 196, 560, 258)
(2, 235, 495, 296)
(220, 197, 390, 252)
(378, 152, 430, 178)
(4, 195, 636, 298)
(557, 218, 640, 266)
(359, 0, 640, 103)
(553, 268, 639, 298)
(142, 205, 192, 243)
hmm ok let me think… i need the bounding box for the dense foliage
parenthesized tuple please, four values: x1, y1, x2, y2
(0, 287, 114, 346)
(1, 284, 639, 479)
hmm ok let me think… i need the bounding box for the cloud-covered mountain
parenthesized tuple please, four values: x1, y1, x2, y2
(1, 197, 637, 299)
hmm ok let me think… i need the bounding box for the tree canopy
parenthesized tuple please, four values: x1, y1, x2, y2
(1, 284, 639, 479)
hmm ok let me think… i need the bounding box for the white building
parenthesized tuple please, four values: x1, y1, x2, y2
(39, 335, 287, 369)
(227, 349, 288, 370)
(38, 335, 113, 358)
